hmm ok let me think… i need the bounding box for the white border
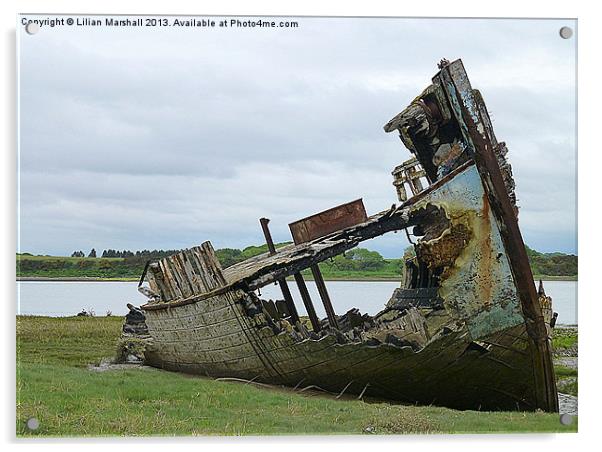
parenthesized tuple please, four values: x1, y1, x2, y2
(3, 1, 599, 450)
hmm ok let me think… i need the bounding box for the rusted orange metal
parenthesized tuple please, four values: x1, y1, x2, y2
(288, 199, 368, 245)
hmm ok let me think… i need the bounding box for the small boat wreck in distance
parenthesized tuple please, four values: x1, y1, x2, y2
(135, 59, 558, 412)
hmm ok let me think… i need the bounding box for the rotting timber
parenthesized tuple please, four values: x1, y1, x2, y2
(135, 59, 559, 412)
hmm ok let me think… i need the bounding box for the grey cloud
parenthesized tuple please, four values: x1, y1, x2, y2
(18, 17, 576, 257)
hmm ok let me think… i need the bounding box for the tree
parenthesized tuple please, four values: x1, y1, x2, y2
(346, 248, 385, 270)
(88, 248, 97, 258)
(215, 248, 244, 268)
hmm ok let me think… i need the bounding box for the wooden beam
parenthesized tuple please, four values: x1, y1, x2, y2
(278, 278, 300, 323)
(259, 217, 299, 323)
(311, 264, 338, 329)
(294, 273, 321, 332)
(260, 218, 277, 255)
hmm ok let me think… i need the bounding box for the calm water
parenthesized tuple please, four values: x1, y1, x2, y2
(17, 280, 577, 324)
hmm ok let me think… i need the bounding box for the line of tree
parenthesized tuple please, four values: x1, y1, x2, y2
(71, 249, 96, 258)
(525, 246, 577, 277)
(101, 249, 135, 258)
(71, 249, 183, 259)
(60, 243, 577, 277)
(71, 245, 292, 268)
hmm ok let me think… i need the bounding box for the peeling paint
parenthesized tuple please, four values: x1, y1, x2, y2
(408, 165, 524, 339)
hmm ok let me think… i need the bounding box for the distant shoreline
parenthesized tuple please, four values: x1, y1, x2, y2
(17, 277, 139, 282)
(17, 275, 578, 282)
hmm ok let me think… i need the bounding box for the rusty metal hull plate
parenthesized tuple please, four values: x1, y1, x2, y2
(288, 199, 368, 245)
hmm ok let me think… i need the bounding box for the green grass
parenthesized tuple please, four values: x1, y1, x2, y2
(552, 329, 578, 350)
(17, 316, 124, 368)
(555, 375, 578, 397)
(554, 365, 578, 397)
(16, 316, 577, 436)
(554, 365, 577, 378)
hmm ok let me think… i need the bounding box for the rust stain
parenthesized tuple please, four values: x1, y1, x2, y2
(289, 199, 368, 245)
(477, 193, 493, 307)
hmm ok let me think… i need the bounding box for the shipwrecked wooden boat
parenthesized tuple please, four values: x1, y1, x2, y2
(134, 59, 558, 412)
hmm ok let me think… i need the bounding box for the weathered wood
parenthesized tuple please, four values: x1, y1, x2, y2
(146, 263, 168, 300)
(180, 250, 202, 293)
(259, 218, 277, 255)
(159, 258, 181, 300)
(162, 242, 225, 297)
(258, 217, 300, 322)
(170, 253, 194, 298)
(144, 289, 541, 410)
(194, 242, 227, 290)
(277, 278, 299, 323)
(311, 264, 338, 329)
(294, 273, 321, 332)
(223, 207, 412, 290)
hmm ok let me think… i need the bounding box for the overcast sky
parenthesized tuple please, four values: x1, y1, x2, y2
(18, 16, 576, 258)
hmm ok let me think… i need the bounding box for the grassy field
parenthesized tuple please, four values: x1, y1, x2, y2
(16, 316, 576, 436)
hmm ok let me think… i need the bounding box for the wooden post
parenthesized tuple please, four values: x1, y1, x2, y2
(260, 218, 277, 255)
(311, 264, 338, 329)
(259, 218, 299, 323)
(278, 278, 300, 323)
(294, 273, 321, 332)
